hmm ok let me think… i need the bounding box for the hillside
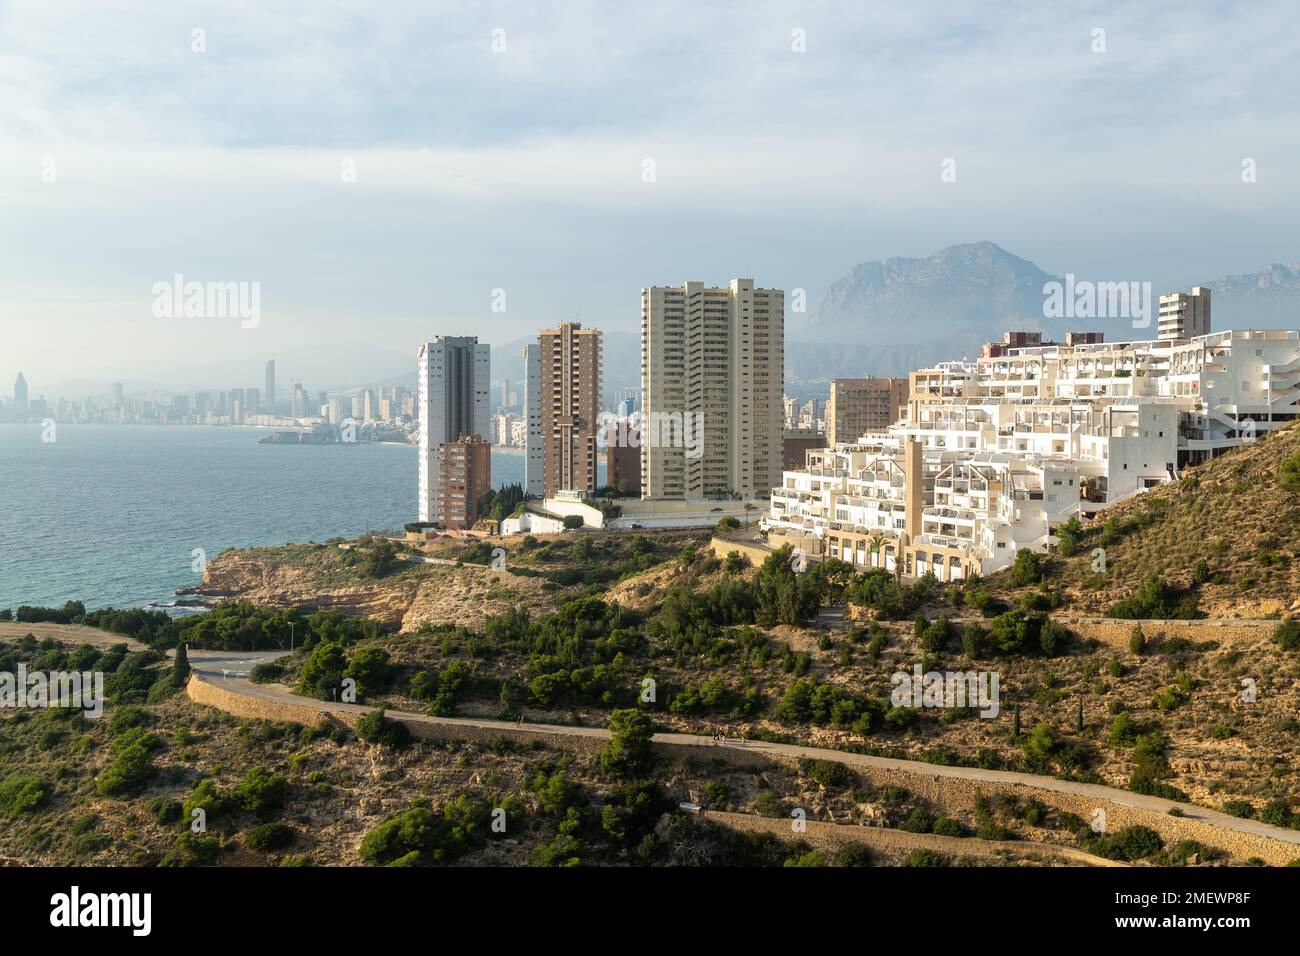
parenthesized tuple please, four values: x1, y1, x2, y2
(1031, 422, 1300, 618)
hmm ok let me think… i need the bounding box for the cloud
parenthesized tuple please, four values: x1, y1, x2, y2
(1, 0, 1298, 385)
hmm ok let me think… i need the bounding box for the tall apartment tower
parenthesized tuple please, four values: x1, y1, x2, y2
(521, 344, 545, 497)
(418, 337, 491, 524)
(1158, 286, 1211, 340)
(538, 321, 602, 497)
(826, 378, 909, 444)
(641, 279, 783, 500)
(13, 372, 27, 411)
(264, 359, 276, 414)
(440, 434, 492, 529)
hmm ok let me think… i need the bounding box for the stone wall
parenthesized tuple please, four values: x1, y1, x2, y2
(1056, 616, 1275, 652)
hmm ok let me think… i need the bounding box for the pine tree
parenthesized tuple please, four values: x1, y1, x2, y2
(1012, 704, 1021, 739)
(1075, 698, 1084, 733)
(173, 642, 191, 686)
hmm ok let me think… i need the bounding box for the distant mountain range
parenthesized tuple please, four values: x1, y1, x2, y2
(25, 245, 1299, 407)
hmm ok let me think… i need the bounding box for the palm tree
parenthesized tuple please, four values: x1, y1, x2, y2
(867, 532, 886, 569)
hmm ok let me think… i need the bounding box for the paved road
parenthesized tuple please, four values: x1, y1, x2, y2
(186, 649, 1300, 850)
(10, 626, 1296, 850)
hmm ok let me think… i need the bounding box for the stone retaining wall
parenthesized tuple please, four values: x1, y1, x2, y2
(702, 810, 1121, 866)
(1056, 616, 1276, 652)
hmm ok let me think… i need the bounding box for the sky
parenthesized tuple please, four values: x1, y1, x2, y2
(2, 0, 1299, 393)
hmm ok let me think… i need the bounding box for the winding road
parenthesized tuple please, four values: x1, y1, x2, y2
(184, 649, 1300, 852)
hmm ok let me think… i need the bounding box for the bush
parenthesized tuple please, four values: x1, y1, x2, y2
(1280, 452, 1300, 493)
(1089, 825, 1163, 862)
(297, 642, 347, 699)
(160, 833, 221, 867)
(0, 773, 50, 817)
(183, 779, 228, 822)
(562, 515, 584, 530)
(356, 708, 412, 750)
(1109, 574, 1201, 620)
(244, 822, 297, 852)
(343, 646, 393, 700)
(600, 709, 655, 778)
(230, 767, 288, 818)
(96, 742, 155, 798)
(1273, 619, 1300, 652)
(1009, 549, 1045, 586)
(359, 796, 490, 866)
(800, 759, 856, 791)
(904, 849, 949, 867)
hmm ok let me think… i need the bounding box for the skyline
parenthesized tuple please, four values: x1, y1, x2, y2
(5, 1, 1300, 388)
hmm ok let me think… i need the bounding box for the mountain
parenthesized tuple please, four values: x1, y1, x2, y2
(791, 242, 1300, 385)
(797, 241, 1062, 354)
(1208, 262, 1300, 329)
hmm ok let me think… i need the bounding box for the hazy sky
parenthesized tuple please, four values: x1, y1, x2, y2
(3, 0, 1299, 392)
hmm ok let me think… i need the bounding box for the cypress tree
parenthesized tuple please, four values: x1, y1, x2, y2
(173, 642, 191, 686)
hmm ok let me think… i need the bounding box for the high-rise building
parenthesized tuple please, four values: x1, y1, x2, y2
(246, 387, 261, 418)
(826, 378, 910, 444)
(362, 389, 377, 422)
(13, 372, 27, 411)
(439, 434, 492, 530)
(522, 344, 545, 497)
(418, 337, 491, 524)
(640, 279, 783, 500)
(538, 321, 602, 497)
(112, 382, 124, 409)
(264, 359, 276, 414)
(1159, 286, 1211, 340)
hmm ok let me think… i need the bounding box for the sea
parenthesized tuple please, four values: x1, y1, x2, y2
(0, 423, 587, 612)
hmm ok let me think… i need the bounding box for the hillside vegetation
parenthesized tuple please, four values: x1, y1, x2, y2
(1026, 421, 1300, 619)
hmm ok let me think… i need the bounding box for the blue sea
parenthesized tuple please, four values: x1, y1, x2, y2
(0, 424, 542, 611)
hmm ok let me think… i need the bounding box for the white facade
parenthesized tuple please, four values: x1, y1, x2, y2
(418, 337, 491, 524)
(522, 343, 545, 498)
(641, 278, 783, 500)
(766, 329, 1300, 577)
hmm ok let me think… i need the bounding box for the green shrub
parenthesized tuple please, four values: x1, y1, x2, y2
(159, 832, 220, 867)
(1273, 619, 1300, 652)
(600, 709, 655, 778)
(244, 822, 297, 852)
(96, 742, 155, 798)
(0, 773, 50, 817)
(356, 708, 412, 750)
(230, 767, 288, 818)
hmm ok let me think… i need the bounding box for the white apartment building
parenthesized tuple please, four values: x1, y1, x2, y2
(641, 279, 783, 501)
(765, 328, 1300, 579)
(522, 343, 545, 497)
(418, 337, 491, 524)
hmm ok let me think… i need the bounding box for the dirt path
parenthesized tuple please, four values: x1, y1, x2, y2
(0, 621, 147, 651)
